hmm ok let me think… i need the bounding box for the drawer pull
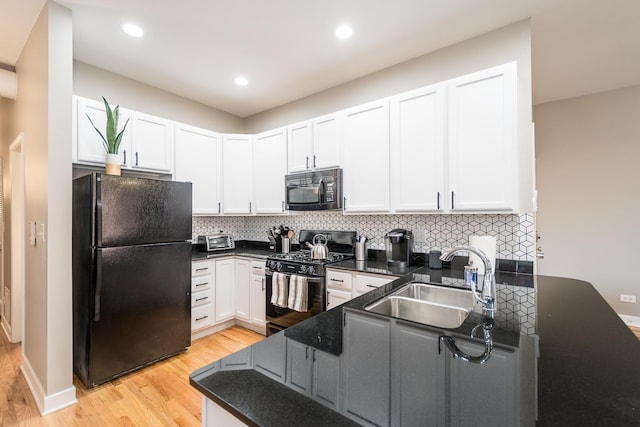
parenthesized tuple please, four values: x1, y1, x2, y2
(195, 267, 209, 272)
(195, 282, 209, 287)
(195, 297, 209, 302)
(331, 279, 344, 283)
(195, 315, 209, 321)
(366, 284, 377, 288)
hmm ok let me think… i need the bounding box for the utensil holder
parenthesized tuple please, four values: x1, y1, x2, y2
(282, 237, 290, 254)
(355, 242, 367, 261)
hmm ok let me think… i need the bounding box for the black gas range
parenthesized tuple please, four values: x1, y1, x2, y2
(266, 251, 351, 276)
(265, 230, 356, 336)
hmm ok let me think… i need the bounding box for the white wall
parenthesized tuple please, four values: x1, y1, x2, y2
(74, 61, 244, 133)
(8, 0, 76, 413)
(534, 85, 640, 317)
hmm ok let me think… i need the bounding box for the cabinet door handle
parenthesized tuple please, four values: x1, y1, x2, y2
(249, 202, 252, 213)
(313, 155, 317, 168)
(306, 156, 309, 169)
(451, 191, 455, 210)
(218, 202, 221, 214)
(282, 201, 285, 212)
(305, 346, 309, 360)
(195, 315, 209, 321)
(261, 278, 265, 291)
(123, 149, 127, 165)
(437, 192, 440, 210)
(343, 197, 346, 211)
(135, 151, 139, 166)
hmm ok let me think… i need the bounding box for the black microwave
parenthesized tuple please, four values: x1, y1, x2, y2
(285, 168, 343, 211)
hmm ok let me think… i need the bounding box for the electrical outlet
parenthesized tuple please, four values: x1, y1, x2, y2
(620, 294, 636, 303)
(415, 229, 427, 243)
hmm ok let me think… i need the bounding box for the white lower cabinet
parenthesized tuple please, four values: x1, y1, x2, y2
(234, 259, 250, 321)
(326, 268, 394, 308)
(215, 258, 235, 322)
(191, 257, 267, 338)
(235, 258, 267, 335)
(249, 261, 266, 333)
(286, 338, 341, 411)
(352, 272, 393, 298)
(191, 260, 215, 332)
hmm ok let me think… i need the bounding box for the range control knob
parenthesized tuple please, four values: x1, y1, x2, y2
(303, 265, 316, 276)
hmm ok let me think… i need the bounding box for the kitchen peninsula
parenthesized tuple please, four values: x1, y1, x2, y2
(190, 265, 640, 426)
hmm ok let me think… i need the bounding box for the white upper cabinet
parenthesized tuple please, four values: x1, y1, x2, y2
(390, 85, 446, 212)
(287, 113, 341, 173)
(74, 96, 132, 166)
(447, 62, 517, 211)
(312, 113, 342, 170)
(287, 121, 313, 173)
(253, 128, 288, 214)
(73, 95, 173, 175)
(130, 112, 174, 173)
(174, 123, 221, 215)
(222, 134, 253, 214)
(342, 99, 390, 213)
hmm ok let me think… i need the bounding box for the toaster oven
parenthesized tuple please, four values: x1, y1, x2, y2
(196, 234, 235, 252)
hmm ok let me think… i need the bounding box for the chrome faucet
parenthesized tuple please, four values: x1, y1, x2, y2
(440, 246, 496, 317)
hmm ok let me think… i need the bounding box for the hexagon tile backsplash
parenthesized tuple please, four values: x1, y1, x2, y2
(193, 212, 535, 261)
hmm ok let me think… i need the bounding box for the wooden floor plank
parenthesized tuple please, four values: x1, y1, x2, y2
(0, 325, 264, 426)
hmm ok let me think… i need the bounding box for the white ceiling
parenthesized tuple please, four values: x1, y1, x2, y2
(2, 0, 640, 117)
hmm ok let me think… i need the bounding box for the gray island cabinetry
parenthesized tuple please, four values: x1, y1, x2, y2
(342, 310, 520, 427)
(190, 273, 640, 426)
(286, 339, 342, 411)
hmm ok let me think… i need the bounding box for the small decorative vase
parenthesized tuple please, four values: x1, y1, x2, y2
(105, 153, 121, 176)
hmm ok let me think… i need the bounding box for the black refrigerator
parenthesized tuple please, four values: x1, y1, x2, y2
(72, 173, 193, 388)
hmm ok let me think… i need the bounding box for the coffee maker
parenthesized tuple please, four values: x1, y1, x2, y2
(385, 229, 413, 268)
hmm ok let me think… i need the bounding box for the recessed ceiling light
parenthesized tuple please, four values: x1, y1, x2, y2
(122, 23, 144, 38)
(235, 76, 249, 86)
(335, 25, 353, 39)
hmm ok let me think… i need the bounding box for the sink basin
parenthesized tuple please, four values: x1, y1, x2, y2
(364, 282, 475, 328)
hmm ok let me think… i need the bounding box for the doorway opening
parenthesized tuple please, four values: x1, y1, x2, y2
(1, 132, 25, 343)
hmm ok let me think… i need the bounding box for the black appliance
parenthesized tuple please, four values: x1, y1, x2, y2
(385, 229, 413, 268)
(265, 230, 356, 336)
(285, 168, 343, 211)
(72, 173, 192, 387)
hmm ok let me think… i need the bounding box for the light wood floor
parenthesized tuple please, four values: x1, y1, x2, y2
(631, 326, 640, 339)
(0, 326, 264, 427)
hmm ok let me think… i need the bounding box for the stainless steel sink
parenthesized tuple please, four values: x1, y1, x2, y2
(364, 282, 475, 328)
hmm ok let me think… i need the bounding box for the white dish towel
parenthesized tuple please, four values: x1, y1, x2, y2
(271, 272, 289, 308)
(287, 274, 309, 312)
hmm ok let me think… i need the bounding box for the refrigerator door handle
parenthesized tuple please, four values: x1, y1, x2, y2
(94, 250, 102, 321)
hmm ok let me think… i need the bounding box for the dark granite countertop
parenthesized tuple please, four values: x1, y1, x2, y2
(191, 249, 272, 261)
(190, 265, 640, 426)
(326, 258, 422, 277)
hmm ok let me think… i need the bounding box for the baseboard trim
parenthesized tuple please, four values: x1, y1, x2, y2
(618, 314, 640, 327)
(21, 353, 77, 415)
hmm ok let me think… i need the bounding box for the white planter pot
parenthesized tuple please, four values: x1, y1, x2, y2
(105, 153, 121, 176)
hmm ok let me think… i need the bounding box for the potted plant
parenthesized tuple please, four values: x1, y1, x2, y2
(86, 96, 130, 175)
